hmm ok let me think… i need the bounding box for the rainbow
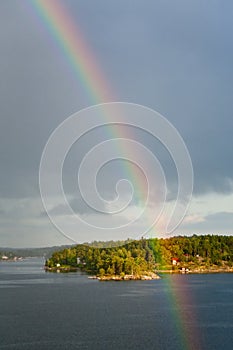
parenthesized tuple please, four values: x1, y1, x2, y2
(164, 275, 203, 350)
(27, 2, 202, 349)
(26, 0, 148, 208)
(27, 0, 113, 104)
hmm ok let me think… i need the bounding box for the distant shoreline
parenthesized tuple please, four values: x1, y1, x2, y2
(158, 269, 233, 274)
(44, 265, 233, 278)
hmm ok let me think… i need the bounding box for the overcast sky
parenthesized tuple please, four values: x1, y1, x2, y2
(1, 0, 233, 247)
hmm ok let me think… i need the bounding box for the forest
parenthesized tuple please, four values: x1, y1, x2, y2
(45, 235, 233, 276)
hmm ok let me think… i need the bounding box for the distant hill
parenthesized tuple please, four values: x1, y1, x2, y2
(0, 245, 75, 259)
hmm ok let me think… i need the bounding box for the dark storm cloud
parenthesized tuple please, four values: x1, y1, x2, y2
(0, 2, 90, 199)
(39, 196, 106, 217)
(1, 0, 233, 245)
(76, 0, 233, 195)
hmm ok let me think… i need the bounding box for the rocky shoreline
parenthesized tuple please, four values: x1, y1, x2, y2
(44, 266, 161, 280)
(44, 266, 233, 277)
(96, 272, 161, 281)
(44, 266, 78, 272)
(158, 267, 233, 274)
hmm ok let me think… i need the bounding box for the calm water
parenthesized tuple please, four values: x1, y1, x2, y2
(0, 258, 232, 350)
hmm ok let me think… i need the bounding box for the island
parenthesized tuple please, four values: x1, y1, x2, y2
(44, 235, 233, 279)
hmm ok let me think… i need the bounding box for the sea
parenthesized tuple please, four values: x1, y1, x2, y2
(0, 258, 232, 350)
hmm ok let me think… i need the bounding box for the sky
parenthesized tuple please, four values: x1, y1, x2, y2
(1, 0, 233, 247)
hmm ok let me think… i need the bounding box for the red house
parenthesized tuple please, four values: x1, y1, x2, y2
(171, 257, 179, 266)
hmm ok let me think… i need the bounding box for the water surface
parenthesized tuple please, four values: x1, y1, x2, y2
(0, 258, 232, 349)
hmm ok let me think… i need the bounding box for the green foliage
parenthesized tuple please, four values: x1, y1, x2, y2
(45, 235, 233, 274)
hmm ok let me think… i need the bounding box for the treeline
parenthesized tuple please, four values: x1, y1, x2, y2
(0, 245, 74, 259)
(45, 235, 233, 275)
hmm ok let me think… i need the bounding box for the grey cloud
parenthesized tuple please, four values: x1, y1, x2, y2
(182, 211, 233, 233)
(1, 0, 233, 246)
(39, 196, 104, 217)
(1, 0, 233, 199)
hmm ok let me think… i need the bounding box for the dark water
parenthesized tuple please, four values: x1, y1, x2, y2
(0, 259, 232, 350)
